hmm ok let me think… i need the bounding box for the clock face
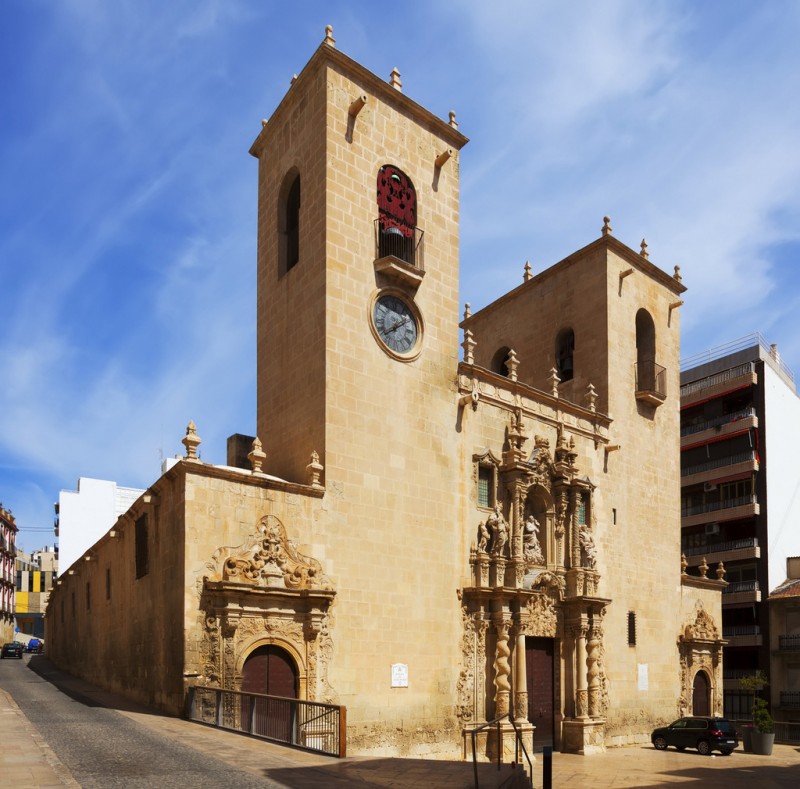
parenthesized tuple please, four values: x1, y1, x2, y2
(373, 294, 419, 355)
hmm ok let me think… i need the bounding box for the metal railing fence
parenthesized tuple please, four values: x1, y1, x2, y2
(186, 685, 346, 757)
(467, 713, 533, 789)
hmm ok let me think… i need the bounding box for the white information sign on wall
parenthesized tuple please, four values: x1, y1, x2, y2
(391, 663, 409, 688)
(638, 663, 649, 691)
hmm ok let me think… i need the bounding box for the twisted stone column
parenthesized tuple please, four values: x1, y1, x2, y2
(494, 619, 511, 717)
(587, 625, 601, 718)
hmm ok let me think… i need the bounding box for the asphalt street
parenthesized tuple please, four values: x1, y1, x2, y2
(0, 655, 280, 788)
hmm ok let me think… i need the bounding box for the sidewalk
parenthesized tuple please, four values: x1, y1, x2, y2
(4, 657, 800, 788)
(0, 687, 78, 787)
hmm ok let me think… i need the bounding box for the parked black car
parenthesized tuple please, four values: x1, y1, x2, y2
(651, 716, 738, 755)
(1, 641, 24, 659)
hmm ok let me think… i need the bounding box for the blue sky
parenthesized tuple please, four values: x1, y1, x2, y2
(3, 0, 800, 552)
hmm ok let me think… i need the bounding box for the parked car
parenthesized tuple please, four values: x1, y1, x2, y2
(1, 641, 24, 659)
(25, 638, 43, 653)
(651, 716, 738, 755)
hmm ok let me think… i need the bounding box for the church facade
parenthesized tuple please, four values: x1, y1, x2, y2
(45, 31, 726, 758)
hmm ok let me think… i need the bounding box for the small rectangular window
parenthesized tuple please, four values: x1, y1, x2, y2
(612, 508, 617, 525)
(86, 581, 91, 611)
(478, 466, 493, 508)
(577, 496, 587, 525)
(106, 568, 111, 601)
(628, 611, 637, 646)
(135, 514, 149, 579)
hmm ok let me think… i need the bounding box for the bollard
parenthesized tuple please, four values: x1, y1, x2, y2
(543, 745, 552, 789)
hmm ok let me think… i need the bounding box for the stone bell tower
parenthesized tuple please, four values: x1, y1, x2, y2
(249, 28, 472, 754)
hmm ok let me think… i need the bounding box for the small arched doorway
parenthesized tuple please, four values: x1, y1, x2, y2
(692, 671, 710, 716)
(241, 644, 299, 739)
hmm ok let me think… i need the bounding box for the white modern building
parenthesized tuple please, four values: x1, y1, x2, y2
(55, 478, 144, 572)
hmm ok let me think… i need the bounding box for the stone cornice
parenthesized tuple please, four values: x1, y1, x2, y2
(250, 41, 469, 158)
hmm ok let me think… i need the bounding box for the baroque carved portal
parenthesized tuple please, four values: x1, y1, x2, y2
(197, 515, 336, 703)
(677, 601, 724, 717)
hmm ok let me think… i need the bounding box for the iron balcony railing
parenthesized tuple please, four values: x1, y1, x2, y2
(682, 537, 758, 558)
(681, 450, 758, 478)
(723, 625, 760, 637)
(681, 407, 757, 437)
(722, 580, 760, 595)
(681, 331, 795, 383)
(779, 634, 800, 650)
(681, 494, 757, 518)
(374, 219, 425, 269)
(680, 362, 755, 398)
(780, 692, 800, 708)
(635, 359, 667, 398)
(186, 686, 346, 758)
(775, 720, 800, 744)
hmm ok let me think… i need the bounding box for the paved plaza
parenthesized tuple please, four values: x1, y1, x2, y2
(2, 658, 800, 788)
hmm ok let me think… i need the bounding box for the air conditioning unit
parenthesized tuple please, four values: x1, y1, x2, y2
(705, 523, 720, 535)
(703, 482, 718, 492)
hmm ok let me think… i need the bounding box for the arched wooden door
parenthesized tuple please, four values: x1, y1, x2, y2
(240, 645, 298, 740)
(692, 672, 710, 716)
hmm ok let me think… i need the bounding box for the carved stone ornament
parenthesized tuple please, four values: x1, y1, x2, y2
(204, 515, 332, 591)
(527, 435, 555, 486)
(522, 593, 558, 638)
(682, 601, 720, 642)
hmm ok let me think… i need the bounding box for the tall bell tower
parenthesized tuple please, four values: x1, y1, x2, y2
(249, 28, 470, 747)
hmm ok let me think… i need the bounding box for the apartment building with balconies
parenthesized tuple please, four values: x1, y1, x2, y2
(1, 504, 18, 643)
(680, 333, 800, 717)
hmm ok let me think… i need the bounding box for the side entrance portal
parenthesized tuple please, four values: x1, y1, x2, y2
(241, 645, 298, 741)
(526, 637, 555, 750)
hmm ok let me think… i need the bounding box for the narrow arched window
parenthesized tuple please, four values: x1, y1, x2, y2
(377, 165, 416, 264)
(285, 175, 300, 272)
(277, 170, 301, 276)
(491, 346, 512, 377)
(635, 308, 657, 391)
(555, 328, 575, 382)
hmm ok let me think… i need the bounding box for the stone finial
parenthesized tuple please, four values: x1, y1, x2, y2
(324, 24, 335, 47)
(549, 367, 561, 397)
(640, 239, 649, 259)
(585, 383, 598, 412)
(681, 553, 688, 576)
(698, 557, 708, 578)
(306, 450, 324, 488)
(449, 110, 458, 129)
(248, 437, 266, 474)
(261, 119, 267, 128)
(523, 261, 532, 282)
(463, 302, 472, 321)
(602, 216, 612, 236)
(506, 349, 519, 382)
(290, 74, 298, 86)
(673, 265, 682, 282)
(716, 561, 726, 581)
(182, 421, 201, 461)
(462, 328, 476, 365)
(390, 67, 402, 92)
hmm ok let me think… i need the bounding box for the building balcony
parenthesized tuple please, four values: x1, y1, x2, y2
(681, 451, 759, 488)
(680, 362, 757, 408)
(722, 625, 763, 648)
(681, 495, 759, 529)
(721, 580, 761, 606)
(680, 408, 758, 448)
(373, 219, 425, 289)
(779, 635, 800, 651)
(683, 537, 760, 566)
(780, 691, 800, 709)
(635, 360, 667, 406)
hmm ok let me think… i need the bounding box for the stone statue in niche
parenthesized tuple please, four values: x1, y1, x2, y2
(579, 523, 598, 568)
(477, 519, 490, 553)
(485, 504, 509, 557)
(523, 515, 544, 564)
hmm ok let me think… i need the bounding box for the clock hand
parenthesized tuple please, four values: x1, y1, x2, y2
(386, 315, 410, 335)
